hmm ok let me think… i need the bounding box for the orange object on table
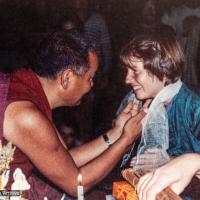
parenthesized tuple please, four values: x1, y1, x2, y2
(112, 181, 138, 200)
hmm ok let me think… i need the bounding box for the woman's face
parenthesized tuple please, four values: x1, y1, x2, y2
(125, 57, 165, 100)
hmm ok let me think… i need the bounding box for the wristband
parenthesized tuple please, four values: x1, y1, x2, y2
(103, 133, 112, 147)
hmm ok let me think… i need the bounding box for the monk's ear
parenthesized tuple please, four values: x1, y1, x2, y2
(60, 69, 74, 89)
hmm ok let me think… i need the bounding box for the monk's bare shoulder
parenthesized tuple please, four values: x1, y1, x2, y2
(4, 101, 58, 149)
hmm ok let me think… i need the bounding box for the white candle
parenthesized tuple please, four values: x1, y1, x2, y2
(77, 174, 84, 200)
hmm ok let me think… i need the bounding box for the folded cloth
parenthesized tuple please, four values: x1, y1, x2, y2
(113, 181, 137, 200)
(28, 173, 63, 200)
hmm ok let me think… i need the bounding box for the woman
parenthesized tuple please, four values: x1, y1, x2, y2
(118, 31, 200, 198)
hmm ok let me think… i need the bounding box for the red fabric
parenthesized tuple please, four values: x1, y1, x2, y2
(5, 68, 52, 183)
(28, 174, 63, 200)
(7, 68, 52, 121)
(0, 72, 10, 138)
(3, 69, 64, 199)
(3, 69, 63, 199)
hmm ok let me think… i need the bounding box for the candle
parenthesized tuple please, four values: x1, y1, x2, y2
(77, 174, 84, 200)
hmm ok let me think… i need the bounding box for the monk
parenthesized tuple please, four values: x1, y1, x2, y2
(2, 32, 147, 199)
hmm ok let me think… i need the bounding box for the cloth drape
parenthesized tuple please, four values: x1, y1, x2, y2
(134, 80, 182, 172)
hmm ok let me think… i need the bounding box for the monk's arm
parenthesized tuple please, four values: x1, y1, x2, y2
(4, 101, 141, 196)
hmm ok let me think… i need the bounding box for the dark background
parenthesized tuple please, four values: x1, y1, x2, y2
(0, 0, 193, 70)
(0, 0, 200, 143)
(1, 0, 200, 195)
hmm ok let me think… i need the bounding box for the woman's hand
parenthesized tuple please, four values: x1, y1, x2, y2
(137, 153, 200, 200)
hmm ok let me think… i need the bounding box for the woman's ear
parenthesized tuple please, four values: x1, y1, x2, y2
(163, 76, 171, 86)
(60, 69, 73, 89)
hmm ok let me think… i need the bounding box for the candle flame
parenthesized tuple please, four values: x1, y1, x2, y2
(77, 174, 82, 185)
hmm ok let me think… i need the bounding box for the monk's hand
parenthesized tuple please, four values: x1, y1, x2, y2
(114, 100, 140, 131)
(121, 108, 147, 145)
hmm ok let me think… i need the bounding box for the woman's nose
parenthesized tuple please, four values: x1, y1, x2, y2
(125, 70, 134, 84)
